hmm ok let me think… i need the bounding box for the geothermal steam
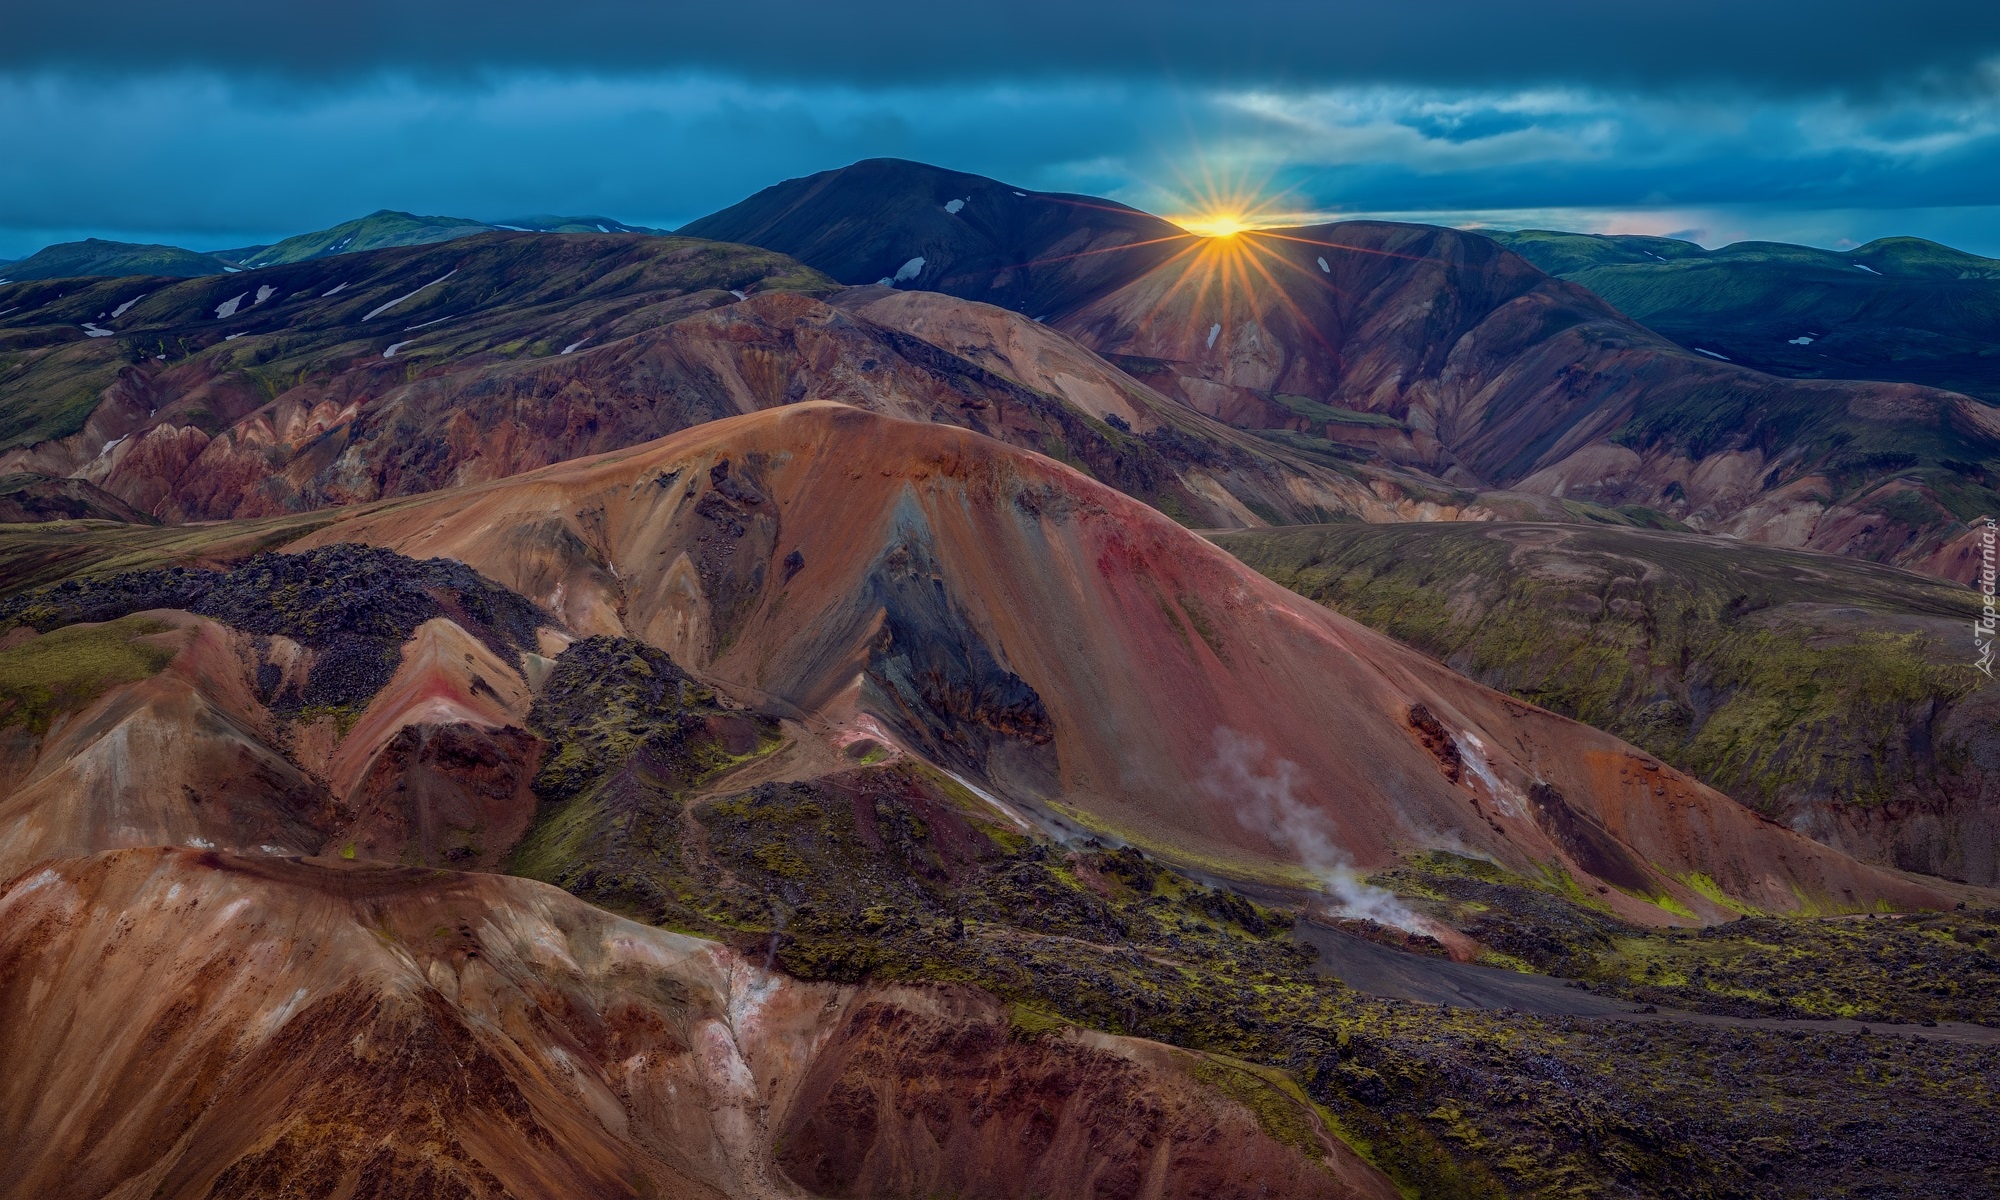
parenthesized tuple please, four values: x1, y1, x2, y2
(1203, 727, 1424, 932)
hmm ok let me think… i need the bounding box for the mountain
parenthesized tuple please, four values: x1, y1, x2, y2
(0, 232, 1471, 532)
(1, 403, 1993, 1197)
(1218, 520, 2000, 884)
(1489, 229, 2000, 403)
(491, 213, 666, 235)
(1048, 221, 2000, 584)
(681, 165, 2000, 584)
(0, 212, 673, 283)
(234, 209, 672, 269)
(228, 209, 512, 267)
(0, 472, 155, 523)
(288, 405, 1957, 917)
(0, 404, 1944, 916)
(0, 238, 236, 281)
(678, 157, 1190, 317)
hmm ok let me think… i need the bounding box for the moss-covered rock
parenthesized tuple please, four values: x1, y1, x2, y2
(0, 542, 548, 716)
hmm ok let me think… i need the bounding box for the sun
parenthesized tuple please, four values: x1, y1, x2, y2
(1175, 210, 1254, 239)
(1157, 161, 1297, 239)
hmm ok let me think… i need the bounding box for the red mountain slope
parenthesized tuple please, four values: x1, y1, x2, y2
(289, 402, 1949, 921)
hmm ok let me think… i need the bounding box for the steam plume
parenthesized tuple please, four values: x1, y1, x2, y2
(1202, 727, 1424, 932)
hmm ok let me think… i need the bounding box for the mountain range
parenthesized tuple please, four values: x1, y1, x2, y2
(1489, 229, 2000, 403)
(2, 157, 1998, 1197)
(0, 209, 668, 282)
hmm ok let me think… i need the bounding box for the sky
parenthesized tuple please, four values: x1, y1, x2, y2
(5, 0, 2000, 260)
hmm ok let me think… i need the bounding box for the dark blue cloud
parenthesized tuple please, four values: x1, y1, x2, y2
(3, 2, 1999, 260)
(9, 0, 1999, 94)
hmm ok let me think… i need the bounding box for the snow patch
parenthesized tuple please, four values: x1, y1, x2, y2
(186, 836, 215, 850)
(96, 434, 127, 458)
(224, 333, 245, 341)
(1012, 190, 1026, 196)
(561, 338, 589, 355)
(493, 224, 528, 231)
(944, 198, 965, 215)
(1451, 731, 1526, 819)
(10, 868, 63, 898)
(1694, 347, 1730, 360)
(363, 268, 457, 321)
(1855, 263, 1881, 274)
(382, 340, 414, 358)
(597, 224, 611, 233)
(876, 277, 894, 286)
(321, 282, 348, 297)
(111, 294, 144, 318)
(1316, 256, 1330, 273)
(213, 292, 248, 319)
(1788, 335, 1815, 345)
(729, 289, 747, 300)
(81, 322, 115, 338)
(1207, 322, 1221, 348)
(892, 256, 926, 283)
(253, 284, 275, 306)
(223, 267, 241, 273)
(405, 315, 452, 330)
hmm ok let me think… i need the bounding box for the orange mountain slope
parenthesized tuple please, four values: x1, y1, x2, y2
(286, 402, 1950, 921)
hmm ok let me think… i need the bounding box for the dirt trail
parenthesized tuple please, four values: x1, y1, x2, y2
(1297, 921, 2000, 1045)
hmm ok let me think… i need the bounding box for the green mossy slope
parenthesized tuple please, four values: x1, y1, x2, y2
(1216, 522, 1994, 850)
(0, 616, 174, 733)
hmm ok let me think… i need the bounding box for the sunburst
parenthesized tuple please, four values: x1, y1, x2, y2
(1158, 158, 1297, 239)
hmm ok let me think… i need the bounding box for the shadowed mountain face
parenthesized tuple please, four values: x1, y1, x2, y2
(1490, 229, 2000, 404)
(1217, 521, 2000, 884)
(678, 157, 1192, 318)
(680, 164, 2000, 584)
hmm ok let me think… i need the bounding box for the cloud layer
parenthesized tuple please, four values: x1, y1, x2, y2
(11, 0, 1998, 92)
(5, 2, 1998, 259)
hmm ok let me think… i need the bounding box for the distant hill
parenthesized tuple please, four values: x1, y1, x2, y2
(231, 210, 496, 267)
(0, 238, 236, 281)
(1488, 229, 2000, 402)
(235, 210, 669, 268)
(0, 213, 673, 280)
(490, 214, 664, 235)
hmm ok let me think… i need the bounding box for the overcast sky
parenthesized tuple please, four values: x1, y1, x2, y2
(6, 0, 2000, 259)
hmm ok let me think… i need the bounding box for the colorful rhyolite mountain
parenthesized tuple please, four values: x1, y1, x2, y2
(3, 228, 1998, 1191)
(686, 159, 2000, 584)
